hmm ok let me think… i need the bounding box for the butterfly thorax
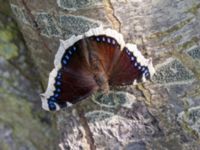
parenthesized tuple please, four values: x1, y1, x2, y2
(89, 50, 109, 94)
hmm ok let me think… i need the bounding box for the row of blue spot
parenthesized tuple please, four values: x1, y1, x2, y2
(48, 46, 77, 110)
(62, 46, 77, 66)
(95, 36, 116, 45)
(47, 71, 63, 111)
(125, 48, 150, 78)
(94, 36, 150, 78)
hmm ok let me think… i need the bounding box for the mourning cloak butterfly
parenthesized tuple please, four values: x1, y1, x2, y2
(41, 27, 155, 111)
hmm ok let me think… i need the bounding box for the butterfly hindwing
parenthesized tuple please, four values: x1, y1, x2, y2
(109, 45, 151, 86)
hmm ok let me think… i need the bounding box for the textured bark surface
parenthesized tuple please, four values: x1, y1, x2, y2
(0, 0, 57, 149)
(9, 0, 200, 149)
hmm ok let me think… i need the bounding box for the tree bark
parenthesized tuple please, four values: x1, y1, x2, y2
(9, 0, 200, 149)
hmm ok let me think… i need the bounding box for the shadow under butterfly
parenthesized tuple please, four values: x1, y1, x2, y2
(41, 27, 155, 111)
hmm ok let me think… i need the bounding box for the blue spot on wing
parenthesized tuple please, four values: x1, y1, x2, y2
(62, 59, 68, 65)
(56, 81, 61, 86)
(54, 93, 59, 98)
(56, 88, 61, 92)
(65, 55, 69, 60)
(56, 75, 62, 80)
(73, 46, 76, 51)
(48, 101, 56, 111)
(50, 96, 56, 101)
(96, 37, 100, 41)
(69, 50, 72, 55)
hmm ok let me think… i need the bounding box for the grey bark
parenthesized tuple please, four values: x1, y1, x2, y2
(9, 0, 200, 150)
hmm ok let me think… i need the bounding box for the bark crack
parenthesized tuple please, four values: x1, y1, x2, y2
(76, 106, 96, 150)
(21, 0, 52, 52)
(137, 84, 153, 105)
(103, 0, 121, 32)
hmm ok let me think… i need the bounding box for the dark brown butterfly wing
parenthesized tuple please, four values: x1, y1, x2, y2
(109, 46, 151, 86)
(86, 36, 121, 75)
(45, 41, 98, 111)
(83, 37, 152, 87)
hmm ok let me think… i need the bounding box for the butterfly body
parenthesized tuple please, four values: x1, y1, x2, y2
(41, 27, 155, 111)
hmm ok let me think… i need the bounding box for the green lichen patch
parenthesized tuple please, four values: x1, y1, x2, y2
(0, 88, 56, 150)
(187, 47, 200, 60)
(186, 3, 200, 15)
(0, 30, 19, 60)
(36, 13, 61, 37)
(148, 18, 193, 40)
(161, 35, 182, 47)
(177, 106, 200, 138)
(0, 43, 18, 59)
(171, 49, 200, 80)
(177, 37, 199, 52)
(92, 91, 136, 109)
(10, 4, 30, 25)
(57, 0, 102, 11)
(0, 30, 13, 42)
(152, 58, 195, 85)
(59, 15, 99, 36)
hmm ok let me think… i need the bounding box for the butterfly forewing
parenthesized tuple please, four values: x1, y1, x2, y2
(46, 41, 98, 110)
(109, 47, 148, 86)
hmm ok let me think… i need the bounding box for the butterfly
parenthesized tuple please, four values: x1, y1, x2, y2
(41, 27, 155, 111)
